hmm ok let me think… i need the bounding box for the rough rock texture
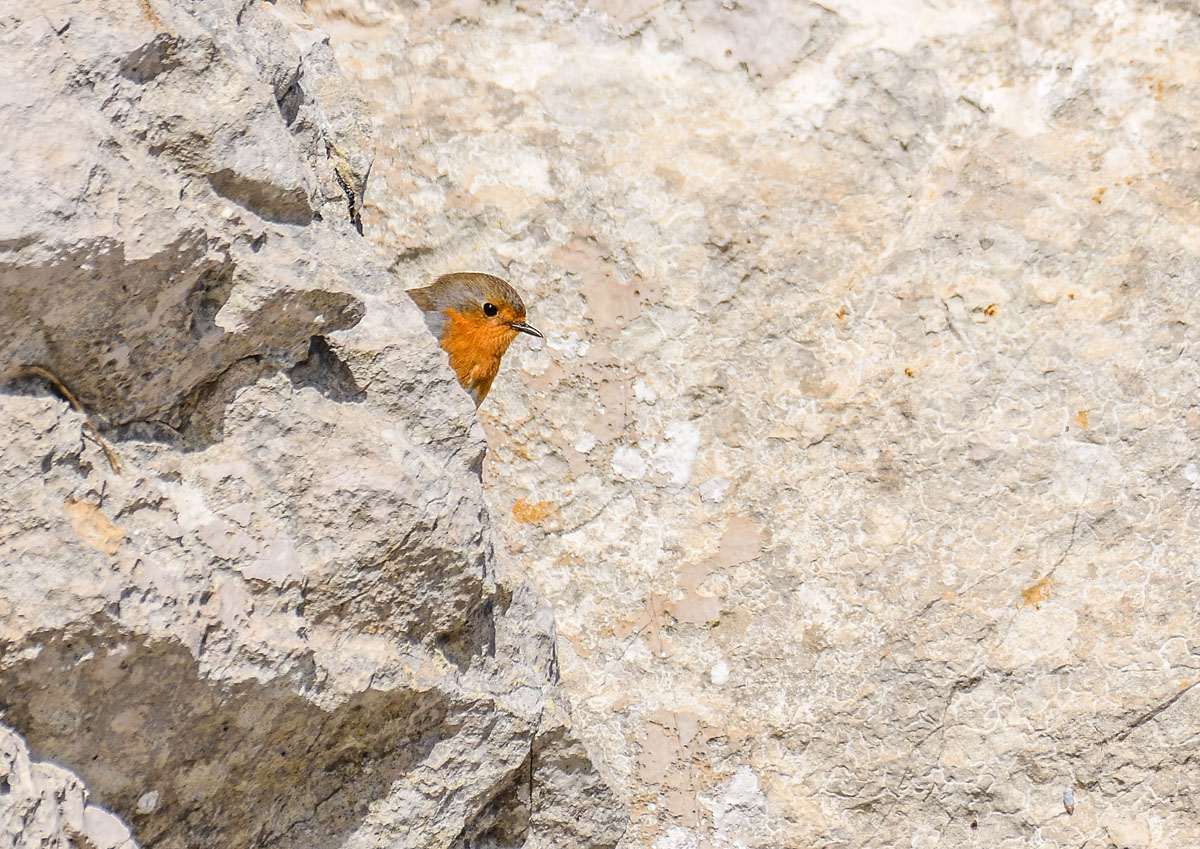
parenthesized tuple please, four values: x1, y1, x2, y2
(305, 1, 1200, 847)
(1, 726, 136, 849)
(0, 2, 623, 848)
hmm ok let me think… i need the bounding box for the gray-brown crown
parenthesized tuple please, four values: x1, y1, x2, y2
(408, 272, 527, 317)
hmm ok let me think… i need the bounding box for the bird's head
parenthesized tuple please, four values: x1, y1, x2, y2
(409, 272, 542, 345)
(408, 271, 542, 405)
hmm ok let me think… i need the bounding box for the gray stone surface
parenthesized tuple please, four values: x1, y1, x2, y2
(0, 2, 623, 848)
(305, 1, 1200, 847)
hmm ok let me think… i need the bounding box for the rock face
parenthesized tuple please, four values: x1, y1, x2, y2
(304, 1, 1200, 847)
(0, 2, 623, 848)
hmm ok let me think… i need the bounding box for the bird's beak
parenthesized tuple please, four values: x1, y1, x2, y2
(509, 321, 543, 339)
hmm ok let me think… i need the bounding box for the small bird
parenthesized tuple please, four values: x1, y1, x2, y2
(408, 272, 543, 406)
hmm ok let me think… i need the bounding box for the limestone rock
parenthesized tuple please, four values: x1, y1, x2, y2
(304, 1, 1200, 846)
(0, 2, 623, 848)
(1, 725, 136, 849)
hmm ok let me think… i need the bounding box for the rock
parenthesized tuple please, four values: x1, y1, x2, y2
(1, 725, 135, 849)
(0, 2, 623, 848)
(302, 0, 1200, 846)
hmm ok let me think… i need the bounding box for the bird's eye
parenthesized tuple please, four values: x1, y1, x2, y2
(483, 302, 498, 317)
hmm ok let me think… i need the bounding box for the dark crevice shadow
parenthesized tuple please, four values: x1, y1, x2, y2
(107, 320, 364, 452)
(0, 623, 450, 849)
(2, 238, 360, 453)
(206, 169, 315, 227)
(0, 288, 365, 454)
(449, 751, 531, 849)
(287, 336, 365, 402)
(101, 355, 270, 452)
(276, 79, 303, 127)
(119, 32, 184, 84)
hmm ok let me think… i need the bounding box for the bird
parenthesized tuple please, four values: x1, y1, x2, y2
(407, 272, 543, 406)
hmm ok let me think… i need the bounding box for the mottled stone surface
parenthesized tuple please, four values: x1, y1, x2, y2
(1, 725, 136, 849)
(306, 1, 1200, 846)
(0, 1, 622, 847)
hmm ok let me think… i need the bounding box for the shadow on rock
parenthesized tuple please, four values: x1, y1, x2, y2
(0, 624, 448, 849)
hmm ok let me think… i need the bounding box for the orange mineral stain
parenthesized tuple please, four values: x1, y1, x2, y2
(64, 498, 125, 556)
(1019, 574, 1054, 609)
(139, 0, 162, 27)
(513, 498, 553, 524)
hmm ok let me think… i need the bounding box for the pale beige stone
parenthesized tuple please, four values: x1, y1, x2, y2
(0, 1, 621, 847)
(304, 0, 1200, 845)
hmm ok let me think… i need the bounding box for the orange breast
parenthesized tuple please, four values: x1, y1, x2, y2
(440, 308, 519, 405)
